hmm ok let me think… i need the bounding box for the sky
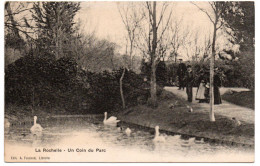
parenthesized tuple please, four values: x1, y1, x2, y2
(76, 1, 218, 59)
(77, 1, 212, 39)
(6, 1, 235, 60)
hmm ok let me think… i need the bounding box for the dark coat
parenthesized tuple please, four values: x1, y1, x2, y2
(177, 63, 187, 78)
(184, 71, 194, 87)
(184, 71, 194, 102)
(214, 74, 222, 104)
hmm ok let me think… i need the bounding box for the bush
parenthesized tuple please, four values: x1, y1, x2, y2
(140, 59, 168, 86)
(5, 56, 153, 114)
(164, 55, 254, 90)
(5, 55, 80, 111)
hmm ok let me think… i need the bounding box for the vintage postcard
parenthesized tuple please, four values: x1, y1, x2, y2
(4, 1, 255, 162)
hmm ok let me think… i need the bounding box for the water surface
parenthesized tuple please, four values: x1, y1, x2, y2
(4, 117, 254, 162)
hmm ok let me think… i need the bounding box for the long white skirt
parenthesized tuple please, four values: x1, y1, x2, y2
(196, 83, 206, 100)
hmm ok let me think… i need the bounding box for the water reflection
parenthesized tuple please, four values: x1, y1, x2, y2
(4, 117, 254, 162)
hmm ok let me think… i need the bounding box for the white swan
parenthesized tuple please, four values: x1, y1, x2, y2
(181, 137, 195, 147)
(125, 128, 131, 136)
(117, 126, 122, 131)
(30, 116, 43, 133)
(103, 112, 120, 126)
(173, 134, 181, 139)
(195, 138, 204, 144)
(188, 137, 196, 143)
(4, 118, 10, 128)
(153, 126, 166, 142)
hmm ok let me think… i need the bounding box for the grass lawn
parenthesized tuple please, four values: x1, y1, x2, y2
(117, 90, 254, 145)
(222, 91, 254, 110)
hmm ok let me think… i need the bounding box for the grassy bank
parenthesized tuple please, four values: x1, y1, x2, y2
(5, 105, 67, 124)
(222, 91, 254, 109)
(117, 90, 254, 146)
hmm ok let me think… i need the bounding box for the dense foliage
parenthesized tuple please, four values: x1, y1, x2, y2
(220, 1, 254, 52)
(5, 55, 151, 114)
(140, 60, 168, 86)
(140, 57, 254, 90)
(31, 2, 81, 59)
(4, 1, 254, 117)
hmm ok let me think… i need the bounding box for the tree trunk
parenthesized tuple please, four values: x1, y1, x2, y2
(209, 22, 217, 122)
(120, 68, 126, 109)
(129, 40, 134, 70)
(150, 60, 157, 106)
(150, 1, 157, 107)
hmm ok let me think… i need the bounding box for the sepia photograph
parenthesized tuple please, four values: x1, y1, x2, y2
(3, 1, 255, 162)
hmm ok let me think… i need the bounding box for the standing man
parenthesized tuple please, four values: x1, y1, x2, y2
(177, 59, 187, 90)
(214, 67, 222, 104)
(184, 65, 194, 102)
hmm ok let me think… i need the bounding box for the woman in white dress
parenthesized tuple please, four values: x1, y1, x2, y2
(196, 77, 206, 103)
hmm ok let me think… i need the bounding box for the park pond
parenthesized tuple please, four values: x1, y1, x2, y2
(4, 116, 254, 162)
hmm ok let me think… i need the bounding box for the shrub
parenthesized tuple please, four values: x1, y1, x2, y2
(5, 56, 153, 114)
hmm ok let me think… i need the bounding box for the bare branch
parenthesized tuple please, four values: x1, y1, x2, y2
(5, 24, 35, 40)
(146, 2, 153, 27)
(157, 8, 172, 43)
(157, 2, 168, 28)
(5, 8, 32, 17)
(216, 20, 224, 30)
(209, 2, 216, 13)
(191, 2, 215, 24)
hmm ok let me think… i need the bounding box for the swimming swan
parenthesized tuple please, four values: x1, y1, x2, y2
(117, 126, 123, 131)
(4, 118, 10, 128)
(188, 137, 196, 143)
(125, 128, 131, 136)
(30, 116, 43, 133)
(153, 126, 166, 142)
(103, 112, 120, 126)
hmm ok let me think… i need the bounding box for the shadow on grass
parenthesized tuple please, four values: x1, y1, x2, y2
(222, 91, 254, 110)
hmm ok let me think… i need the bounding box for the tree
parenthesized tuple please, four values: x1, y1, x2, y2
(168, 17, 190, 62)
(118, 2, 145, 109)
(184, 29, 202, 62)
(30, 2, 80, 59)
(201, 34, 212, 61)
(192, 2, 227, 121)
(118, 2, 145, 70)
(4, 2, 34, 66)
(119, 67, 126, 109)
(150, 2, 158, 106)
(220, 2, 254, 52)
(5, 2, 34, 41)
(137, 2, 172, 107)
(220, 2, 254, 90)
(71, 34, 121, 72)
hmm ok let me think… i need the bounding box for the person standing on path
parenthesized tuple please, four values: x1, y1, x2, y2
(177, 59, 187, 90)
(196, 78, 207, 103)
(184, 65, 194, 102)
(214, 67, 222, 104)
(204, 76, 210, 103)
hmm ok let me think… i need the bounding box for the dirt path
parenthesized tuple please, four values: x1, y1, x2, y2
(164, 87, 254, 124)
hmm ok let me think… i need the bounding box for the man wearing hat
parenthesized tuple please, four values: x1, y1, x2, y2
(177, 59, 187, 90)
(184, 65, 194, 102)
